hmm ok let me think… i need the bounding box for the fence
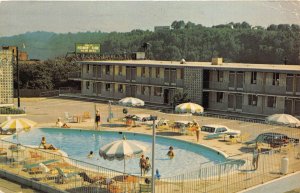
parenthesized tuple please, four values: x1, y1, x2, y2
(59, 87, 81, 95)
(156, 146, 300, 193)
(0, 139, 149, 193)
(0, 121, 300, 193)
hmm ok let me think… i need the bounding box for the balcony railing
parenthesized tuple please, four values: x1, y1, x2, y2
(203, 81, 289, 96)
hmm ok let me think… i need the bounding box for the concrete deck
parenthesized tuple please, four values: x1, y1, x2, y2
(0, 97, 300, 193)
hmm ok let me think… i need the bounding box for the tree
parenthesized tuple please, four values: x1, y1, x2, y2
(185, 21, 196, 29)
(267, 24, 278, 31)
(171, 20, 185, 30)
(172, 91, 190, 108)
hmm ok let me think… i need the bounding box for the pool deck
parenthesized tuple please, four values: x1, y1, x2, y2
(2, 97, 300, 158)
(0, 97, 251, 157)
(1, 97, 300, 193)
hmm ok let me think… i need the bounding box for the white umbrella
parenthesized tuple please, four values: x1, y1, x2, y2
(0, 118, 37, 132)
(119, 97, 145, 107)
(266, 114, 300, 127)
(99, 136, 147, 174)
(175, 102, 204, 114)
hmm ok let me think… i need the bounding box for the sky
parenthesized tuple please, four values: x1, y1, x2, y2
(0, 1, 299, 37)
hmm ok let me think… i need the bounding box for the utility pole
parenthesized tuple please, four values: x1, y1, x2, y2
(150, 115, 157, 193)
(16, 47, 20, 108)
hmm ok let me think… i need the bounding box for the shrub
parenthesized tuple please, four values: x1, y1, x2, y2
(0, 107, 25, 114)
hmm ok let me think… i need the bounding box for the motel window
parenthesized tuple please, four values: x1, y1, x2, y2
(141, 67, 146, 77)
(118, 85, 123, 93)
(267, 96, 276, 108)
(295, 100, 300, 116)
(217, 71, 223, 82)
(149, 67, 152, 78)
(179, 69, 184, 79)
(86, 64, 90, 73)
(272, 73, 280, 86)
(105, 84, 111, 91)
(92, 65, 97, 78)
(118, 65, 122, 75)
(156, 68, 160, 78)
(248, 95, 258, 106)
(216, 92, 223, 103)
(92, 83, 96, 93)
(154, 87, 162, 96)
(86, 81, 90, 90)
(105, 65, 110, 75)
(251, 72, 257, 84)
(141, 86, 149, 95)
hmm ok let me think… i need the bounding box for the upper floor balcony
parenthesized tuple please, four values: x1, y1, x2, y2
(203, 81, 298, 97)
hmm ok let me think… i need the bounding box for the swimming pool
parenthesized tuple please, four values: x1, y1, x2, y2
(6, 128, 226, 177)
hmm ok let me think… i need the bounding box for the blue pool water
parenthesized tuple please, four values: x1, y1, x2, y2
(6, 128, 226, 177)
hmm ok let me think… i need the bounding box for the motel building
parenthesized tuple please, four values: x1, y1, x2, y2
(70, 58, 300, 117)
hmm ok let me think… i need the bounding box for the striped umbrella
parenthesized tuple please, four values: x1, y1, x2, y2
(119, 97, 145, 107)
(99, 136, 147, 173)
(0, 118, 37, 132)
(175, 102, 204, 114)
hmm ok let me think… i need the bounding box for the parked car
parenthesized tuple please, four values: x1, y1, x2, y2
(201, 124, 241, 139)
(255, 132, 299, 148)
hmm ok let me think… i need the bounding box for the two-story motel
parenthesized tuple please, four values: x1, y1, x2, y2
(71, 58, 300, 117)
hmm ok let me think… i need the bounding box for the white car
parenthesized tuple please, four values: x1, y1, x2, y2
(201, 124, 240, 139)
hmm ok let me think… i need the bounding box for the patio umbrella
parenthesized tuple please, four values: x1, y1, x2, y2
(266, 114, 300, 127)
(99, 136, 147, 174)
(118, 97, 145, 107)
(0, 118, 37, 132)
(175, 102, 204, 114)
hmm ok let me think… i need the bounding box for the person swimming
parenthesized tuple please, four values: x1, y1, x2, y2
(144, 157, 151, 173)
(167, 146, 175, 159)
(87, 151, 94, 158)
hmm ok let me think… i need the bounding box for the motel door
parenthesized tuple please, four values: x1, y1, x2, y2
(236, 94, 243, 111)
(131, 86, 137, 97)
(126, 85, 131, 97)
(284, 99, 293, 114)
(163, 89, 170, 104)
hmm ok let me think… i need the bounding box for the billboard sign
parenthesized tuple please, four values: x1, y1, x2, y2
(75, 43, 100, 54)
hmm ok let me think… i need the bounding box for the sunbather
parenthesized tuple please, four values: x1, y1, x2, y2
(56, 118, 63, 127)
(40, 136, 57, 150)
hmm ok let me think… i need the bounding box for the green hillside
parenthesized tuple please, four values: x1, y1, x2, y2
(1, 21, 299, 64)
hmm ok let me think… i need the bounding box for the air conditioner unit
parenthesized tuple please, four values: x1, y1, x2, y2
(252, 80, 256, 84)
(253, 101, 257, 105)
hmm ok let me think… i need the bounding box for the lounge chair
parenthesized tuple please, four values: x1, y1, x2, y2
(0, 148, 8, 161)
(38, 163, 52, 181)
(238, 133, 251, 143)
(23, 159, 59, 172)
(108, 184, 122, 193)
(82, 112, 91, 122)
(29, 150, 43, 160)
(244, 140, 257, 147)
(226, 138, 238, 145)
(55, 167, 79, 184)
(139, 184, 151, 193)
(78, 172, 104, 184)
(64, 112, 73, 123)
